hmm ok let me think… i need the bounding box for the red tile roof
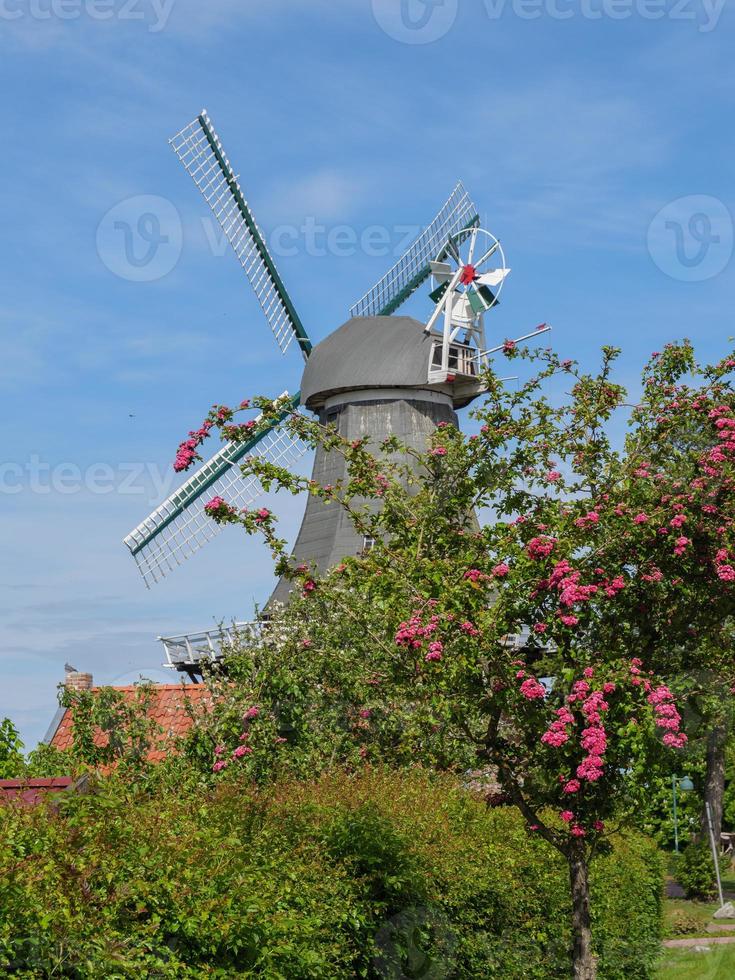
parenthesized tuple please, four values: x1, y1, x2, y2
(0, 777, 75, 806)
(49, 684, 213, 764)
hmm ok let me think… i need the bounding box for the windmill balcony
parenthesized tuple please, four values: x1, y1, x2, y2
(159, 623, 257, 674)
(428, 339, 480, 384)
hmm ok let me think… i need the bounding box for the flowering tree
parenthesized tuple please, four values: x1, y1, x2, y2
(176, 340, 735, 979)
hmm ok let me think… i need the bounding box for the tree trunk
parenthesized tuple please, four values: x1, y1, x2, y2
(701, 723, 727, 843)
(569, 843, 597, 980)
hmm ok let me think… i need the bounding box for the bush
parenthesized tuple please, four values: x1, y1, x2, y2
(666, 907, 704, 936)
(0, 769, 663, 978)
(677, 839, 730, 899)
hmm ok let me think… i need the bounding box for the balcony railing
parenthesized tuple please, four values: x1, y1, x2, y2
(159, 622, 257, 671)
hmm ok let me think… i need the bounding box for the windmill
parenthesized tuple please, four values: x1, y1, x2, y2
(124, 111, 531, 661)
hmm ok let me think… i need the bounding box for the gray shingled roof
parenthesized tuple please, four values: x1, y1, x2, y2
(301, 316, 437, 409)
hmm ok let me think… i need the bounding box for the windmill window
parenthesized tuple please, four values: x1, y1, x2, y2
(430, 341, 477, 376)
(324, 408, 340, 429)
(361, 535, 376, 554)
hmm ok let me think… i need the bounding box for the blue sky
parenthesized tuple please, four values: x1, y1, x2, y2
(1, 0, 733, 748)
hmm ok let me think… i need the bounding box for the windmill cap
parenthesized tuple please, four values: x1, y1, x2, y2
(301, 316, 482, 411)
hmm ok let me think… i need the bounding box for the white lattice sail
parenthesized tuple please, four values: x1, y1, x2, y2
(124, 400, 307, 588)
(170, 111, 312, 360)
(349, 182, 479, 319)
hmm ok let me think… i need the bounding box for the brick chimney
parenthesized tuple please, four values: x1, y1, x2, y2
(64, 671, 93, 691)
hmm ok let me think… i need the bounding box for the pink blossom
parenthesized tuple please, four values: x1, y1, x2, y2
(232, 745, 253, 759)
(560, 810, 575, 823)
(359, 709, 372, 719)
(492, 563, 510, 578)
(571, 825, 586, 838)
(577, 758, 604, 782)
(425, 641, 443, 662)
(459, 620, 481, 636)
(594, 820, 605, 833)
(533, 623, 548, 634)
(563, 779, 581, 794)
(632, 513, 649, 524)
(526, 536, 556, 560)
(558, 613, 579, 627)
(212, 760, 228, 773)
(717, 564, 735, 582)
(541, 727, 569, 748)
(204, 496, 230, 515)
(581, 726, 607, 754)
(574, 511, 600, 529)
(430, 446, 447, 457)
(673, 536, 690, 556)
(583, 667, 594, 679)
(243, 706, 260, 720)
(519, 677, 546, 700)
(663, 732, 688, 748)
(546, 470, 562, 483)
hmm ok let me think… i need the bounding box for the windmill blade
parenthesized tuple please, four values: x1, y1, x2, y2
(467, 281, 498, 314)
(429, 260, 453, 281)
(477, 268, 511, 287)
(473, 239, 501, 269)
(170, 111, 311, 360)
(349, 182, 479, 319)
(123, 394, 307, 588)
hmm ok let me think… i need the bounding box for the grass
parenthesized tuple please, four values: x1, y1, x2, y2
(658, 887, 735, 978)
(655, 943, 735, 979)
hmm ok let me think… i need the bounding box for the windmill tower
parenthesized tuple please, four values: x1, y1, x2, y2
(123, 111, 526, 667)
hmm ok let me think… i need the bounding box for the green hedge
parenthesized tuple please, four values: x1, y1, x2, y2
(0, 769, 663, 978)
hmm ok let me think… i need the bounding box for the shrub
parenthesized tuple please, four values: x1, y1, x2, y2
(0, 768, 663, 978)
(677, 839, 730, 899)
(666, 907, 704, 936)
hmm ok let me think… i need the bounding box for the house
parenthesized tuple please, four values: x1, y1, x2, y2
(0, 777, 77, 806)
(43, 671, 213, 764)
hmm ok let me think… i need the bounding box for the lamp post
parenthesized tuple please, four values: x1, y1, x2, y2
(672, 775, 695, 853)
